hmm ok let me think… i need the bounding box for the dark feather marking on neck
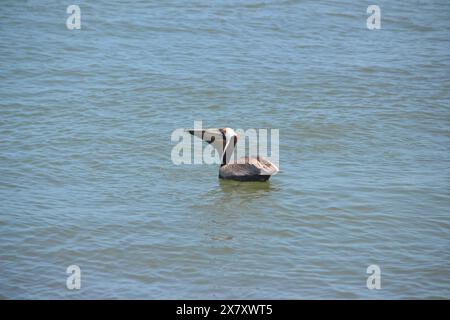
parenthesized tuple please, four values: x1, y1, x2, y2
(221, 130, 227, 167)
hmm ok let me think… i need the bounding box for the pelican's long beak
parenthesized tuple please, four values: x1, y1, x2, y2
(186, 128, 227, 155)
(185, 129, 224, 143)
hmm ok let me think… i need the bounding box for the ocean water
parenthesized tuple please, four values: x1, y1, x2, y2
(0, 0, 449, 299)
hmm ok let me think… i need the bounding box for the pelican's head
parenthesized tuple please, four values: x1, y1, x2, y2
(221, 128, 238, 144)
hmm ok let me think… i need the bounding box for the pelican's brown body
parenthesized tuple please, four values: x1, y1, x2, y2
(219, 156, 278, 181)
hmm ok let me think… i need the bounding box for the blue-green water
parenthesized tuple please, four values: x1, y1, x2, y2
(0, 0, 449, 299)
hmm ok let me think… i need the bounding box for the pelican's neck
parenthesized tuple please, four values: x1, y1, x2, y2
(221, 135, 237, 167)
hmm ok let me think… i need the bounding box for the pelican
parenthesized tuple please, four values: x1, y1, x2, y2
(187, 128, 279, 181)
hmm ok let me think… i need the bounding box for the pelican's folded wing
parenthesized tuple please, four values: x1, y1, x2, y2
(236, 156, 279, 176)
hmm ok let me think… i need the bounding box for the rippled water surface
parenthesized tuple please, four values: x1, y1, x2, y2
(1, 0, 449, 299)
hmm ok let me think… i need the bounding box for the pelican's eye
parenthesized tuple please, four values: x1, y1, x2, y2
(207, 136, 215, 144)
